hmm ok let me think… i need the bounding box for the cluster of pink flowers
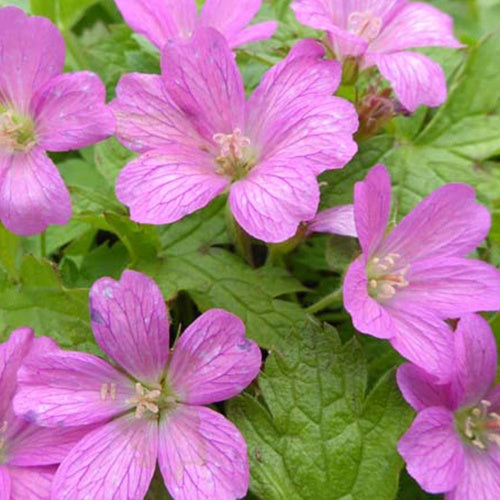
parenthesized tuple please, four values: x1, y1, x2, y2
(0, 1, 499, 499)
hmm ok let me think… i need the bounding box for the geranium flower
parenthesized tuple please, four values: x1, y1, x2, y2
(397, 314, 500, 498)
(308, 204, 356, 237)
(343, 165, 500, 379)
(0, 328, 90, 499)
(14, 270, 262, 499)
(0, 7, 114, 235)
(112, 29, 358, 242)
(114, 0, 277, 50)
(291, 0, 463, 111)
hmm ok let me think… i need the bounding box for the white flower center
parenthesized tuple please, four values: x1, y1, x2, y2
(462, 399, 500, 450)
(213, 128, 254, 179)
(367, 252, 409, 300)
(0, 105, 36, 153)
(347, 11, 382, 41)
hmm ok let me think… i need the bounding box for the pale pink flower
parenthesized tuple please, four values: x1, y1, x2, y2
(0, 328, 90, 499)
(112, 29, 358, 242)
(308, 204, 357, 237)
(0, 7, 114, 235)
(291, 0, 464, 111)
(115, 0, 277, 50)
(343, 165, 500, 379)
(398, 314, 500, 499)
(14, 270, 262, 500)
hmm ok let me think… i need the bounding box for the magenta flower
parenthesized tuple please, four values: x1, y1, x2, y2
(343, 165, 500, 379)
(112, 29, 358, 242)
(14, 270, 262, 499)
(114, 0, 277, 50)
(397, 314, 500, 498)
(0, 328, 90, 499)
(0, 7, 114, 236)
(291, 0, 463, 111)
(308, 204, 357, 237)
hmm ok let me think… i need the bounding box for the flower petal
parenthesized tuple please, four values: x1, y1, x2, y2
(398, 407, 464, 494)
(32, 72, 114, 152)
(368, 51, 447, 111)
(381, 183, 491, 261)
(161, 28, 245, 141)
(290, 0, 348, 30)
(0, 466, 11, 498)
(308, 204, 357, 237)
(0, 148, 71, 236)
(89, 270, 170, 383)
(397, 363, 453, 412)
(14, 351, 134, 427)
(158, 405, 248, 500)
(228, 159, 320, 243)
(52, 416, 158, 500)
(354, 164, 391, 259)
(399, 257, 500, 317)
(116, 148, 228, 225)
(8, 465, 55, 500)
(111, 73, 204, 154)
(343, 257, 395, 340)
(168, 309, 261, 405)
(114, 0, 197, 49)
(200, 0, 277, 48)
(0, 328, 33, 419)
(388, 305, 454, 381)
(371, 2, 463, 53)
(452, 314, 497, 408)
(0, 7, 64, 109)
(227, 21, 278, 48)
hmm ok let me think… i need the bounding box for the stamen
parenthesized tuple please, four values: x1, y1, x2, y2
(458, 399, 500, 451)
(126, 382, 161, 419)
(367, 253, 409, 300)
(0, 107, 36, 153)
(212, 128, 253, 178)
(348, 11, 382, 41)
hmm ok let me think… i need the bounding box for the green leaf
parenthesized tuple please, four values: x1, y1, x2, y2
(0, 224, 20, 279)
(227, 320, 413, 500)
(30, 0, 100, 30)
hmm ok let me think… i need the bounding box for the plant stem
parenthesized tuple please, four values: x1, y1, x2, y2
(306, 287, 343, 315)
(225, 205, 254, 267)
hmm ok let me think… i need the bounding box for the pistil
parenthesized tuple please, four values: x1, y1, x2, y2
(0, 106, 36, 153)
(461, 399, 500, 450)
(213, 128, 253, 179)
(347, 11, 383, 42)
(126, 382, 161, 419)
(367, 253, 409, 300)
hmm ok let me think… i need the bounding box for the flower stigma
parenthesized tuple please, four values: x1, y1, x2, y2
(458, 399, 500, 450)
(347, 11, 382, 42)
(125, 381, 180, 419)
(367, 252, 409, 300)
(0, 104, 36, 153)
(213, 128, 254, 180)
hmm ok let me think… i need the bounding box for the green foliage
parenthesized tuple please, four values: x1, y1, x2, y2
(30, 0, 100, 29)
(228, 320, 413, 500)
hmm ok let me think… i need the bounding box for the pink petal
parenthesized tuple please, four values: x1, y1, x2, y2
(343, 257, 395, 340)
(52, 416, 158, 500)
(290, 0, 347, 31)
(200, 0, 277, 48)
(381, 183, 491, 261)
(371, 2, 463, 53)
(448, 449, 500, 500)
(397, 363, 453, 412)
(308, 204, 357, 237)
(388, 305, 454, 381)
(228, 159, 320, 243)
(89, 270, 170, 383)
(32, 72, 114, 152)
(399, 257, 500, 317)
(168, 309, 261, 405)
(0, 7, 64, 109)
(161, 28, 245, 141)
(0, 466, 11, 498)
(111, 73, 204, 154)
(8, 465, 55, 500)
(452, 314, 497, 408)
(354, 164, 391, 259)
(114, 0, 197, 49)
(228, 21, 278, 48)
(116, 148, 229, 225)
(368, 51, 447, 111)
(0, 148, 71, 236)
(398, 407, 464, 494)
(158, 405, 248, 500)
(0, 328, 33, 418)
(14, 351, 134, 427)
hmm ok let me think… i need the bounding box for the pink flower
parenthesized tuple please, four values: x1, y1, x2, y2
(291, 0, 464, 111)
(114, 0, 277, 50)
(112, 29, 358, 242)
(0, 7, 114, 236)
(308, 204, 357, 237)
(0, 328, 90, 499)
(14, 270, 262, 499)
(397, 314, 500, 498)
(343, 165, 500, 379)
